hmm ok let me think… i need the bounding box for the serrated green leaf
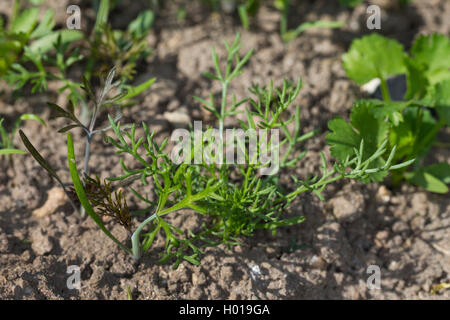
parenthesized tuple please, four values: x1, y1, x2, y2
(0, 37, 24, 76)
(326, 117, 360, 161)
(390, 107, 437, 161)
(327, 100, 389, 182)
(388, 118, 415, 162)
(426, 80, 450, 125)
(352, 100, 389, 150)
(404, 56, 429, 100)
(370, 100, 409, 126)
(410, 33, 450, 86)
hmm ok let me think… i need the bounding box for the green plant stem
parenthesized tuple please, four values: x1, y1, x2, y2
(287, 171, 342, 200)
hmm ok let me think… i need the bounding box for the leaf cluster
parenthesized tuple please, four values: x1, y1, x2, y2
(0, 5, 82, 92)
(1, 1, 155, 124)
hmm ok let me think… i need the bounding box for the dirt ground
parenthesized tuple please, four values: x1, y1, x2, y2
(0, 0, 449, 299)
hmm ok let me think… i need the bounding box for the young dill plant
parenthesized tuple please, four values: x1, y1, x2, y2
(65, 33, 414, 268)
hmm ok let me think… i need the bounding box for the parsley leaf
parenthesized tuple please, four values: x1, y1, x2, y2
(342, 33, 406, 85)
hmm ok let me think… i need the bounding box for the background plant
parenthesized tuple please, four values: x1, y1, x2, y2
(330, 33, 450, 193)
(188, 0, 344, 41)
(2, 0, 154, 124)
(0, 0, 83, 93)
(19, 67, 154, 216)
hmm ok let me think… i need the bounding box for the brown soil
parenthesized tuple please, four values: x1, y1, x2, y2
(0, 0, 449, 300)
